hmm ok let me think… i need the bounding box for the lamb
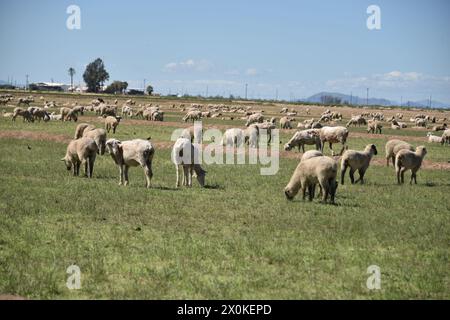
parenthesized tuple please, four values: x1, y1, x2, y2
(427, 132, 442, 143)
(367, 120, 382, 134)
(105, 116, 121, 134)
(395, 146, 427, 184)
(171, 138, 206, 188)
(105, 138, 155, 188)
(82, 128, 107, 155)
(284, 129, 321, 153)
(245, 113, 264, 127)
(340, 144, 378, 185)
(74, 123, 96, 139)
(441, 129, 450, 146)
(319, 126, 349, 156)
(385, 139, 414, 166)
(61, 137, 98, 178)
(284, 156, 338, 203)
(432, 123, 447, 131)
(244, 124, 259, 148)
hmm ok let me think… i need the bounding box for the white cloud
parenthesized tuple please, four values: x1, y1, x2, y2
(245, 68, 258, 76)
(163, 59, 213, 73)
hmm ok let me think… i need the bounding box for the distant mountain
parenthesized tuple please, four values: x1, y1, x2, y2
(304, 91, 449, 109)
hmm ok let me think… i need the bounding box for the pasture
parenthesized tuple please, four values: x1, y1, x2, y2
(0, 91, 449, 299)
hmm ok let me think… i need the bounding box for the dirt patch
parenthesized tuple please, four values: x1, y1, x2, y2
(0, 130, 71, 143)
(349, 131, 428, 143)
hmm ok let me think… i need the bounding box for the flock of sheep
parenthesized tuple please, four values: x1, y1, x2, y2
(2, 94, 449, 206)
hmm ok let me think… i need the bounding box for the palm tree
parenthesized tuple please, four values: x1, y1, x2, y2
(68, 67, 76, 92)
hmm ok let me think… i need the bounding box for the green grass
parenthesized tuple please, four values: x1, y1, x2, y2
(0, 120, 449, 299)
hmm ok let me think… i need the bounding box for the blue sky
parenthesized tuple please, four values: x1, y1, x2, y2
(1, 0, 449, 102)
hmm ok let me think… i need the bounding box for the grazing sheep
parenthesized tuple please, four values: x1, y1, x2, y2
(61, 137, 98, 178)
(105, 116, 121, 134)
(284, 129, 321, 153)
(367, 120, 382, 134)
(171, 138, 206, 188)
(284, 156, 338, 203)
(74, 123, 96, 139)
(385, 139, 414, 166)
(181, 126, 203, 144)
(245, 113, 264, 127)
(395, 146, 427, 184)
(12, 107, 33, 122)
(183, 110, 202, 122)
(340, 144, 378, 185)
(279, 116, 292, 129)
(319, 126, 349, 156)
(82, 128, 107, 155)
(346, 116, 366, 127)
(441, 129, 450, 146)
(32, 109, 50, 122)
(427, 132, 442, 143)
(301, 150, 324, 161)
(105, 138, 155, 188)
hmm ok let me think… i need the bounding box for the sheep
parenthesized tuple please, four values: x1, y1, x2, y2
(279, 116, 292, 129)
(245, 113, 264, 127)
(252, 121, 276, 144)
(415, 118, 427, 127)
(105, 138, 155, 188)
(181, 126, 203, 144)
(427, 132, 442, 143)
(301, 150, 323, 161)
(441, 129, 450, 146)
(346, 116, 366, 127)
(12, 107, 34, 122)
(72, 106, 85, 115)
(183, 110, 202, 122)
(395, 146, 427, 184)
(284, 129, 321, 153)
(319, 126, 349, 156)
(171, 138, 206, 188)
(74, 123, 96, 139)
(385, 139, 414, 167)
(284, 156, 338, 204)
(367, 120, 382, 134)
(105, 116, 121, 134)
(60, 107, 72, 121)
(340, 144, 378, 185)
(61, 137, 98, 178)
(82, 128, 107, 155)
(222, 128, 244, 147)
(432, 123, 447, 131)
(244, 124, 259, 148)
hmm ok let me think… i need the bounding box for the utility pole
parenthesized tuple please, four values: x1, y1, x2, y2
(143, 79, 146, 94)
(366, 88, 369, 107)
(400, 96, 403, 107)
(275, 88, 278, 101)
(245, 83, 248, 100)
(350, 92, 353, 105)
(429, 95, 432, 108)
(25, 74, 29, 91)
(206, 85, 208, 97)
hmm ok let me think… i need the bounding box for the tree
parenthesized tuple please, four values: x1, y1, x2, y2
(83, 58, 109, 92)
(105, 81, 128, 94)
(146, 85, 154, 95)
(68, 67, 76, 91)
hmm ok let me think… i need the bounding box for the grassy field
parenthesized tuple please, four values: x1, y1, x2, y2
(0, 92, 449, 299)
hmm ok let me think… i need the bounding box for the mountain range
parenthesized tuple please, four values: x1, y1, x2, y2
(305, 92, 449, 109)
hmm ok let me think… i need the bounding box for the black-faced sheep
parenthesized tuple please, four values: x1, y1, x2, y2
(395, 146, 427, 184)
(385, 139, 414, 166)
(340, 144, 378, 185)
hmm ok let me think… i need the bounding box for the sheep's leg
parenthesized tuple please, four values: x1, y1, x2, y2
(330, 180, 337, 204)
(386, 157, 390, 167)
(338, 143, 346, 156)
(349, 168, 356, 184)
(188, 166, 193, 187)
(84, 161, 88, 177)
(356, 168, 366, 184)
(340, 163, 348, 185)
(124, 166, 129, 186)
(89, 156, 96, 178)
(307, 185, 314, 201)
(301, 186, 307, 200)
(72, 163, 77, 176)
(175, 165, 180, 188)
(76, 162, 81, 176)
(391, 156, 396, 167)
(329, 142, 334, 156)
(144, 163, 153, 188)
(119, 165, 124, 185)
(399, 167, 407, 184)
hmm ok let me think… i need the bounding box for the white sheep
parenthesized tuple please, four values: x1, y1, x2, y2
(105, 138, 155, 188)
(385, 139, 414, 166)
(319, 126, 349, 156)
(74, 123, 96, 139)
(61, 137, 98, 178)
(284, 156, 338, 203)
(284, 129, 321, 153)
(222, 128, 244, 147)
(82, 128, 107, 155)
(245, 113, 264, 127)
(395, 146, 427, 184)
(340, 144, 378, 185)
(440, 129, 450, 146)
(427, 132, 442, 144)
(171, 138, 206, 188)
